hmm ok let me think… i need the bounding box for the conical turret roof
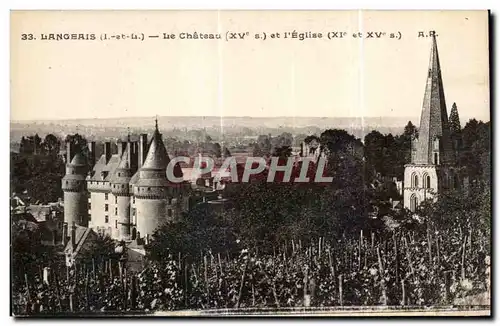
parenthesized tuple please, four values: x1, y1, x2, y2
(70, 152, 87, 166)
(117, 145, 131, 170)
(110, 142, 133, 184)
(141, 122, 170, 170)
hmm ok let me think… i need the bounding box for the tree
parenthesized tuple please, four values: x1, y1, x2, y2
(256, 135, 272, 156)
(65, 133, 92, 170)
(304, 135, 320, 144)
(65, 133, 86, 149)
(392, 120, 419, 179)
(319, 129, 359, 157)
(449, 103, 463, 163)
(11, 222, 57, 288)
(19, 134, 42, 155)
(11, 149, 65, 203)
(42, 134, 61, 156)
(294, 133, 308, 147)
(272, 145, 292, 158)
(364, 130, 386, 175)
(403, 121, 418, 139)
(461, 119, 490, 184)
(271, 132, 293, 152)
(146, 205, 237, 261)
(449, 103, 461, 135)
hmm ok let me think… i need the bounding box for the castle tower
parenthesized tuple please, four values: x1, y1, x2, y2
(62, 142, 89, 227)
(404, 35, 457, 211)
(133, 120, 173, 240)
(110, 137, 133, 240)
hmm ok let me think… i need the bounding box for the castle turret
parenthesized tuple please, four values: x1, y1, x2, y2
(62, 142, 89, 227)
(134, 120, 172, 239)
(110, 137, 133, 240)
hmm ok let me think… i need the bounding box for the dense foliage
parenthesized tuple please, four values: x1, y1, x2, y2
(11, 134, 88, 204)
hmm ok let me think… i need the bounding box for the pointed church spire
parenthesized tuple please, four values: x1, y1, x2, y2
(414, 34, 454, 165)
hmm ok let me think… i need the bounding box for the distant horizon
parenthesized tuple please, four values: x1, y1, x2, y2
(10, 113, 489, 125)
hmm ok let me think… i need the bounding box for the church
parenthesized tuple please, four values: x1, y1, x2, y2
(403, 35, 464, 211)
(62, 120, 191, 244)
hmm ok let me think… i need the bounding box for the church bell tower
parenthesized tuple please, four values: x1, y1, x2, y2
(403, 35, 459, 211)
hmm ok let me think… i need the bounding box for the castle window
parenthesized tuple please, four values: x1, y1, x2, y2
(89, 202, 91, 210)
(115, 196, 117, 204)
(105, 193, 108, 200)
(105, 204, 109, 212)
(147, 187, 151, 191)
(115, 220, 118, 229)
(105, 215, 109, 223)
(133, 197, 135, 204)
(426, 175, 431, 189)
(434, 153, 439, 165)
(118, 173, 121, 177)
(115, 207, 118, 215)
(132, 208, 136, 216)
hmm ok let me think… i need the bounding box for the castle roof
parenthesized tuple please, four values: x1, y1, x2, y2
(70, 152, 87, 166)
(64, 225, 99, 262)
(129, 170, 140, 185)
(414, 35, 454, 165)
(141, 126, 170, 170)
(135, 121, 173, 188)
(110, 144, 133, 184)
(87, 154, 121, 182)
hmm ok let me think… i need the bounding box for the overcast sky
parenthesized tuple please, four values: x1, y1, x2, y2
(11, 10, 490, 122)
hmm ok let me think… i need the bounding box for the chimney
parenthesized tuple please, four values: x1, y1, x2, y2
(117, 139, 127, 157)
(62, 222, 68, 246)
(104, 142, 112, 164)
(138, 134, 148, 169)
(130, 141, 138, 170)
(66, 141, 73, 164)
(127, 142, 132, 168)
(71, 221, 76, 251)
(88, 141, 96, 167)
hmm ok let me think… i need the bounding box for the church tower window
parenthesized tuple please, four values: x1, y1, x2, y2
(410, 195, 418, 212)
(412, 173, 419, 188)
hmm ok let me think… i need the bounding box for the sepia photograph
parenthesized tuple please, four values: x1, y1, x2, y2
(9, 10, 491, 317)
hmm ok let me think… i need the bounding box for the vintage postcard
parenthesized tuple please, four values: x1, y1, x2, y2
(10, 10, 491, 317)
